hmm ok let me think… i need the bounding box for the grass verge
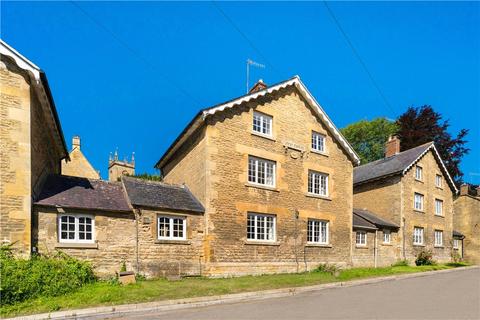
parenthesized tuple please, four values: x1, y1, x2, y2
(0, 263, 469, 317)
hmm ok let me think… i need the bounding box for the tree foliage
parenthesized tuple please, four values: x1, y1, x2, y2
(396, 105, 469, 184)
(132, 172, 163, 182)
(341, 118, 398, 164)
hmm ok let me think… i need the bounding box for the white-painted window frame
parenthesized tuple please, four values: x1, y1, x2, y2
(307, 219, 329, 244)
(252, 111, 273, 137)
(248, 156, 276, 187)
(435, 174, 443, 188)
(308, 170, 329, 197)
(414, 193, 424, 211)
(383, 229, 391, 244)
(413, 227, 424, 245)
(434, 230, 443, 247)
(311, 131, 326, 153)
(157, 215, 187, 240)
(246, 213, 276, 242)
(415, 166, 423, 181)
(58, 213, 95, 244)
(435, 199, 443, 216)
(453, 239, 459, 249)
(356, 231, 367, 246)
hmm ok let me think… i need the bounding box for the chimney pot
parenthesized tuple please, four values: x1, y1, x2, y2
(249, 80, 268, 93)
(72, 136, 81, 150)
(385, 135, 400, 158)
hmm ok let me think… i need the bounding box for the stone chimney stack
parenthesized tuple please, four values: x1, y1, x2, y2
(72, 135, 81, 150)
(385, 135, 400, 158)
(460, 184, 470, 196)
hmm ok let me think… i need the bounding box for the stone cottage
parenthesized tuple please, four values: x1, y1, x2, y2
(0, 40, 68, 255)
(353, 136, 458, 264)
(155, 76, 361, 276)
(454, 184, 480, 264)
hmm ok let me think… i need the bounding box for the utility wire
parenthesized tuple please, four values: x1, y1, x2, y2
(69, 1, 201, 106)
(211, 1, 282, 77)
(323, 1, 395, 115)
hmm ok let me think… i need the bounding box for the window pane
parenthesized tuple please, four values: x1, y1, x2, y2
(247, 213, 275, 241)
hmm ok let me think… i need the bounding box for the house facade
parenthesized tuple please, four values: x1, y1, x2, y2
(0, 40, 68, 255)
(454, 184, 480, 264)
(353, 136, 458, 264)
(156, 77, 360, 276)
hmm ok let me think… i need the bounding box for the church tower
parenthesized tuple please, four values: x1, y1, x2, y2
(108, 150, 135, 181)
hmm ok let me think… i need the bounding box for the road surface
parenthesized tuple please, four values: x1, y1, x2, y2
(112, 268, 480, 319)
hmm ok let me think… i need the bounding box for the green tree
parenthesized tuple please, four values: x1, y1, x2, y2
(341, 118, 398, 164)
(132, 173, 163, 182)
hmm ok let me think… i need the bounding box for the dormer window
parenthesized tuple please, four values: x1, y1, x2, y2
(311, 132, 326, 153)
(415, 166, 423, 181)
(252, 111, 272, 137)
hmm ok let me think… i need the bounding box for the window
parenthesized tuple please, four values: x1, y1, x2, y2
(158, 216, 186, 240)
(248, 156, 276, 187)
(247, 213, 276, 241)
(307, 220, 329, 244)
(413, 227, 424, 245)
(383, 230, 391, 244)
(415, 166, 423, 181)
(434, 230, 443, 247)
(435, 174, 443, 188)
(308, 171, 329, 196)
(414, 193, 424, 211)
(435, 199, 443, 216)
(356, 231, 367, 246)
(453, 239, 459, 249)
(311, 132, 326, 153)
(58, 214, 94, 243)
(252, 111, 272, 136)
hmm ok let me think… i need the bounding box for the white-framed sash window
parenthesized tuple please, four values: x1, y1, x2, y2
(252, 111, 272, 136)
(434, 230, 443, 247)
(435, 174, 443, 188)
(307, 219, 329, 244)
(158, 215, 186, 240)
(311, 132, 326, 153)
(308, 170, 329, 196)
(356, 231, 367, 246)
(414, 193, 424, 211)
(453, 239, 459, 249)
(58, 214, 95, 243)
(383, 229, 391, 244)
(248, 156, 276, 187)
(415, 166, 423, 181)
(413, 227, 424, 245)
(247, 213, 276, 242)
(435, 199, 443, 216)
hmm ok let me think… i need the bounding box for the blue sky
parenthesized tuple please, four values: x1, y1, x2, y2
(2, 1, 479, 182)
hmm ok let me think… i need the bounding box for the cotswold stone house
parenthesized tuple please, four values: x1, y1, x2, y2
(0, 40, 68, 255)
(155, 76, 360, 276)
(353, 137, 458, 264)
(454, 184, 480, 264)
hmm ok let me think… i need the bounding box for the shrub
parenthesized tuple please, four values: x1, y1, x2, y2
(415, 250, 435, 266)
(391, 259, 409, 267)
(313, 263, 340, 276)
(0, 248, 96, 305)
(451, 251, 462, 263)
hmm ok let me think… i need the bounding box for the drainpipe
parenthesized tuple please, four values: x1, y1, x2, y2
(374, 230, 378, 268)
(294, 209, 299, 273)
(135, 208, 140, 275)
(402, 217, 406, 260)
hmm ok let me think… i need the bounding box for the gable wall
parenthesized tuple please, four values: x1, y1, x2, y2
(62, 148, 100, 179)
(453, 195, 480, 264)
(202, 87, 354, 275)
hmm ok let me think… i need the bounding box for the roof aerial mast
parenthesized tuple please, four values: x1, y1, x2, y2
(246, 59, 265, 93)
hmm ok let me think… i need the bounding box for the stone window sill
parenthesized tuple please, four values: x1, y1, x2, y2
(415, 179, 424, 183)
(381, 243, 393, 246)
(305, 243, 332, 248)
(310, 149, 329, 157)
(305, 193, 332, 201)
(251, 131, 276, 142)
(434, 214, 445, 218)
(355, 245, 368, 249)
(413, 210, 425, 214)
(413, 244, 425, 247)
(434, 246, 445, 249)
(245, 183, 280, 192)
(244, 241, 280, 246)
(155, 240, 191, 245)
(55, 242, 98, 249)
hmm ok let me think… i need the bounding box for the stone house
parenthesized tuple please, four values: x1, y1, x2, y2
(453, 184, 480, 264)
(353, 136, 458, 264)
(62, 136, 100, 179)
(33, 175, 204, 277)
(352, 209, 399, 267)
(155, 76, 361, 276)
(0, 40, 68, 255)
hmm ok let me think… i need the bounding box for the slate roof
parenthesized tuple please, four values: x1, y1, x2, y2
(353, 213, 377, 230)
(354, 142, 433, 185)
(453, 230, 465, 239)
(353, 208, 399, 230)
(35, 174, 131, 212)
(122, 177, 205, 213)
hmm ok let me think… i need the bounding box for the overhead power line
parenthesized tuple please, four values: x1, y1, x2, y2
(69, 1, 201, 106)
(211, 1, 282, 77)
(323, 1, 395, 115)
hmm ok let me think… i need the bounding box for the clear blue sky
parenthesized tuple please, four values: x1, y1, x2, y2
(2, 1, 479, 183)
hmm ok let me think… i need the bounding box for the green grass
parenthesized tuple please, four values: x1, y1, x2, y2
(0, 263, 468, 317)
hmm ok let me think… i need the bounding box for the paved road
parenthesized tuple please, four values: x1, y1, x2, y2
(115, 268, 480, 320)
